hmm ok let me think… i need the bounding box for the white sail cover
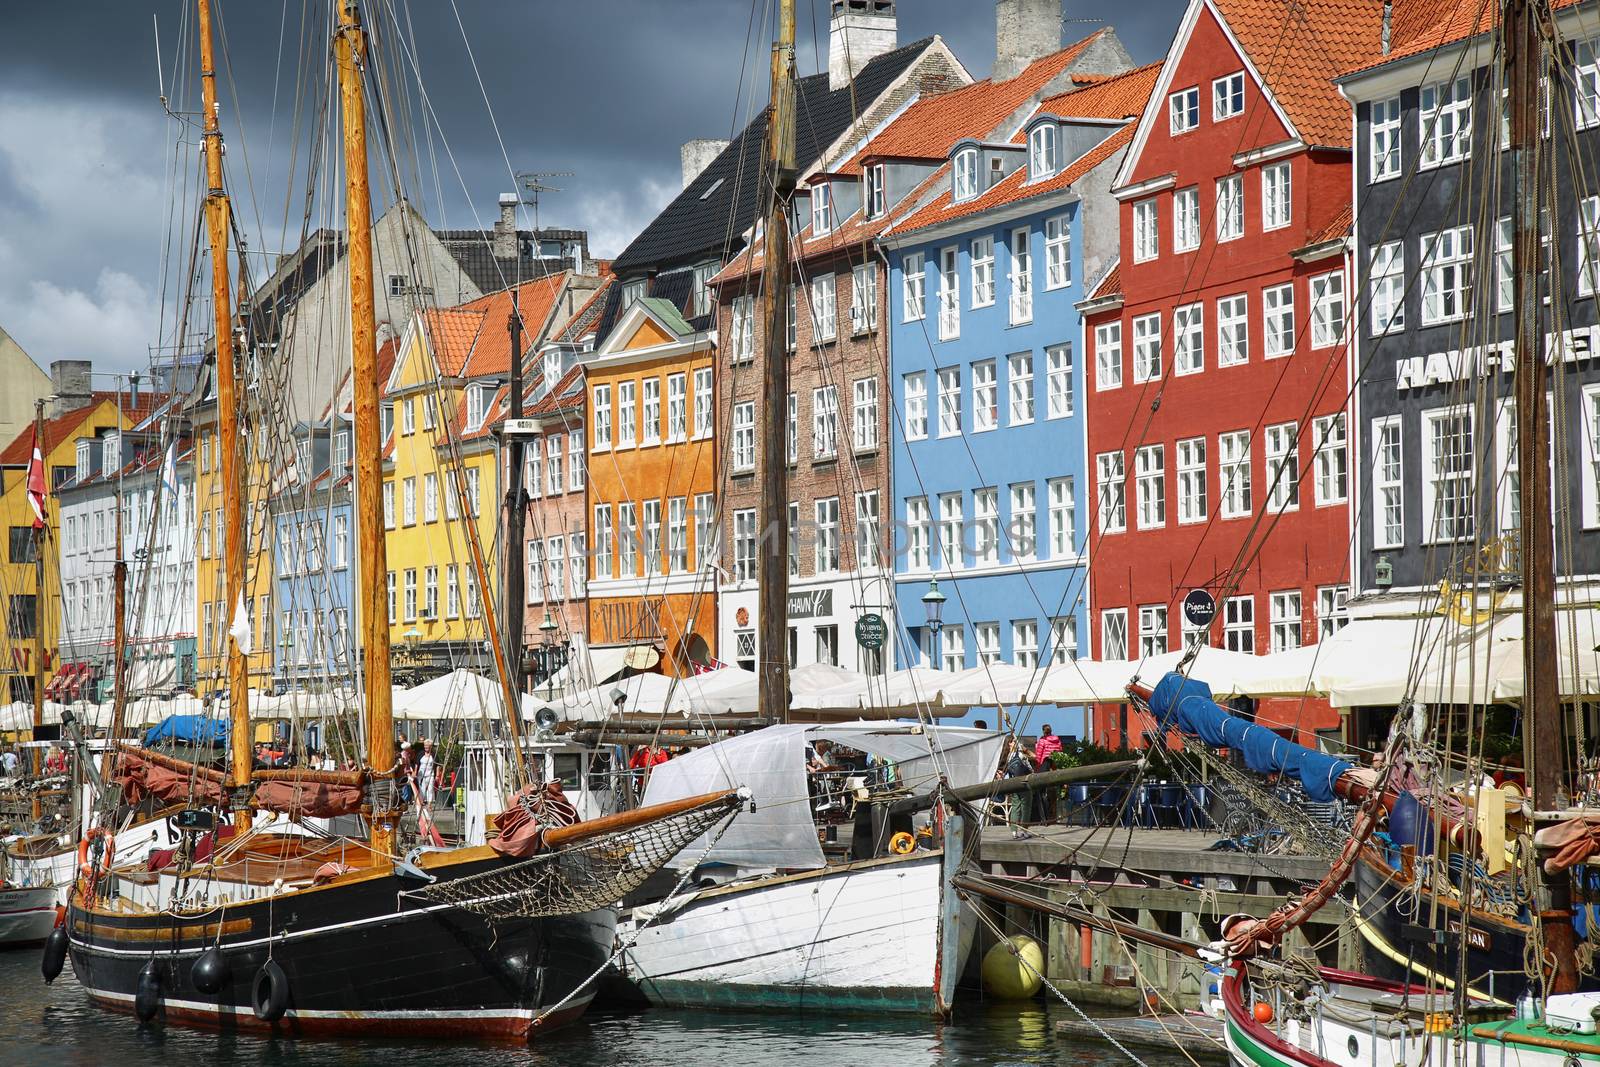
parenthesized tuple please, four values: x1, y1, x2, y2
(641, 722, 1006, 871)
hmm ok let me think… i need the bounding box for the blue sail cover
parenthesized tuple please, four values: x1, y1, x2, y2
(1149, 671, 1353, 803)
(142, 715, 229, 748)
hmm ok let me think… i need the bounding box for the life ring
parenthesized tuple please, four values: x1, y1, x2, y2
(77, 827, 115, 884)
(253, 959, 289, 1022)
(889, 831, 917, 855)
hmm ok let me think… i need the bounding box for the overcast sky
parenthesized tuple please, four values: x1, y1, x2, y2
(0, 1, 1180, 378)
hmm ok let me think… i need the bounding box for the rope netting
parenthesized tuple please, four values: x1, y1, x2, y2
(403, 794, 742, 919)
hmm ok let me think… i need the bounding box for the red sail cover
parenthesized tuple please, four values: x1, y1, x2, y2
(111, 751, 225, 808)
(253, 779, 365, 819)
(490, 781, 579, 858)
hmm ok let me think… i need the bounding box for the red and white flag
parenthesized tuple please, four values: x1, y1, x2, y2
(25, 426, 46, 528)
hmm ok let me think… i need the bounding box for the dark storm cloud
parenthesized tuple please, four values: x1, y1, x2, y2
(0, 1, 1179, 373)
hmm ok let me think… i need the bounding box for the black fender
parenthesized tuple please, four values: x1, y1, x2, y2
(135, 959, 162, 1022)
(40, 926, 67, 985)
(252, 959, 289, 1022)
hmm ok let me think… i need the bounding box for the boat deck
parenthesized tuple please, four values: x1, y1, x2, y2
(977, 825, 1332, 882)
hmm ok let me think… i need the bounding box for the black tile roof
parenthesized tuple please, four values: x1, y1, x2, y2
(603, 36, 937, 334)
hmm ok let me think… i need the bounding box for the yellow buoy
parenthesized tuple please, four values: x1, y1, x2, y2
(982, 935, 1044, 999)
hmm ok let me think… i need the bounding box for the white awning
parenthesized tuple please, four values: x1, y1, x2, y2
(541, 640, 659, 694)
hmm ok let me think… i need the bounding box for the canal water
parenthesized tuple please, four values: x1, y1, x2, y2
(0, 945, 1195, 1067)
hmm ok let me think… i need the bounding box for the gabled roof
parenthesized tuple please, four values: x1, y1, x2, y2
(837, 30, 1117, 174)
(1306, 203, 1353, 247)
(0, 392, 159, 467)
(415, 308, 489, 379)
(530, 363, 586, 418)
(1209, 0, 1388, 148)
(552, 277, 613, 345)
(1085, 261, 1123, 302)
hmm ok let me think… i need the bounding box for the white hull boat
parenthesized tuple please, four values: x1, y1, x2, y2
(0, 883, 57, 946)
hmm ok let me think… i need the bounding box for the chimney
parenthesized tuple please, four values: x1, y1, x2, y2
(995, 0, 1061, 82)
(680, 139, 731, 190)
(493, 193, 519, 259)
(50, 359, 92, 417)
(829, 0, 898, 91)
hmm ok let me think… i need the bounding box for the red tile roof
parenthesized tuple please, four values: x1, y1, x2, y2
(1343, 0, 1584, 73)
(837, 29, 1115, 175)
(1037, 62, 1163, 122)
(530, 363, 586, 418)
(1210, 0, 1390, 148)
(458, 272, 571, 378)
(1306, 203, 1353, 248)
(0, 392, 158, 467)
(1086, 263, 1122, 302)
(416, 307, 489, 378)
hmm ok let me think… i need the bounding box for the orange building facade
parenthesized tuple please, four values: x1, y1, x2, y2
(584, 299, 719, 675)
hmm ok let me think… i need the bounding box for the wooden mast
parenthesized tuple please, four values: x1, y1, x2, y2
(334, 0, 397, 857)
(757, 0, 796, 725)
(30, 399, 45, 820)
(195, 0, 251, 829)
(1507, 0, 1578, 993)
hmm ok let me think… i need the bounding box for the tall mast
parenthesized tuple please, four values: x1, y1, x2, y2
(504, 293, 527, 695)
(758, 0, 796, 724)
(196, 0, 251, 829)
(30, 399, 45, 820)
(335, 0, 397, 856)
(1507, 0, 1578, 993)
(106, 484, 128, 777)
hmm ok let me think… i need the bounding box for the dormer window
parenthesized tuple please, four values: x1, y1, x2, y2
(333, 431, 350, 475)
(544, 349, 562, 394)
(692, 262, 718, 318)
(466, 383, 493, 431)
(102, 433, 121, 477)
(621, 278, 646, 307)
(812, 183, 834, 235)
(864, 164, 886, 219)
(76, 440, 91, 484)
(1029, 125, 1057, 179)
(953, 149, 979, 201)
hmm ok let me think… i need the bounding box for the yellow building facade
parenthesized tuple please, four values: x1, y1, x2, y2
(585, 298, 719, 675)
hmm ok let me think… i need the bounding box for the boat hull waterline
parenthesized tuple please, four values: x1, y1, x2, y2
(0, 884, 57, 946)
(617, 850, 974, 1015)
(67, 859, 615, 1041)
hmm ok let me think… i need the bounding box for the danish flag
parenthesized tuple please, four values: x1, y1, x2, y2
(25, 426, 46, 528)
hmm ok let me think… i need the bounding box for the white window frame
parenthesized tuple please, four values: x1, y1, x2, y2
(1095, 322, 1122, 390)
(1263, 283, 1294, 358)
(1421, 405, 1475, 544)
(1009, 482, 1036, 563)
(1132, 312, 1161, 383)
(1215, 174, 1243, 242)
(973, 359, 998, 432)
(1372, 415, 1404, 549)
(1217, 293, 1248, 366)
(1261, 162, 1291, 231)
(1046, 343, 1072, 420)
(1370, 96, 1402, 182)
(973, 487, 1000, 564)
(1045, 215, 1071, 289)
(904, 371, 928, 440)
(850, 263, 878, 332)
(852, 377, 879, 452)
(1008, 227, 1032, 325)
(616, 380, 637, 449)
(903, 253, 926, 322)
(970, 235, 996, 308)
(1133, 199, 1159, 262)
(1008, 352, 1034, 425)
(641, 377, 662, 445)
(812, 385, 839, 459)
(938, 247, 960, 340)
(1269, 591, 1302, 652)
(1310, 270, 1345, 349)
(693, 367, 714, 440)
(1135, 444, 1166, 530)
(1029, 124, 1058, 178)
(906, 496, 931, 571)
(591, 384, 611, 451)
(1177, 436, 1207, 525)
(1048, 476, 1074, 558)
(1224, 595, 1254, 653)
(1174, 186, 1200, 253)
(1420, 77, 1472, 168)
(1420, 224, 1473, 326)
(1370, 241, 1405, 334)
(1169, 87, 1199, 134)
(732, 401, 755, 471)
(667, 373, 688, 442)
(1317, 584, 1350, 639)
(1096, 451, 1126, 534)
(1219, 430, 1251, 519)
(811, 182, 834, 235)
(1174, 302, 1203, 376)
(814, 496, 840, 573)
(811, 273, 837, 342)
(1265, 422, 1299, 512)
(953, 148, 980, 201)
(937, 367, 962, 437)
(1139, 604, 1170, 657)
(1102, 609, 1129, 660)
(1313, 413, 1348, 506)
(1213, 71, 1244, 120)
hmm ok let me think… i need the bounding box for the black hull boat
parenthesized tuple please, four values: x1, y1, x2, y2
(66, 846, 613, 1040)
(1351, 847, 1530, 1004)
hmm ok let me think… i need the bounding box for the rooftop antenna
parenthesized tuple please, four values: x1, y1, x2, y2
(514, 170, 575, 241)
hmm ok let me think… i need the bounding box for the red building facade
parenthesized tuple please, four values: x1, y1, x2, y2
(1080, 0, 1384, 746)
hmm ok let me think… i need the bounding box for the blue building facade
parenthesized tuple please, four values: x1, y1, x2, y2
(270, 418, 356, 690)
(883, 77, 1152, 734)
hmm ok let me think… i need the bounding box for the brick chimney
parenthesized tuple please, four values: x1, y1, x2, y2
(995, 0, 1061, 82)
(829, 0, 898, 90)
(493, 193, 519, 259)
(50, 359, 92, 417)
(680, 139, 730, 189)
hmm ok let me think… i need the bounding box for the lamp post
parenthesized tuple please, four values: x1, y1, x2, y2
(921, 577, 947, 669)
(537, 610, 567, 700)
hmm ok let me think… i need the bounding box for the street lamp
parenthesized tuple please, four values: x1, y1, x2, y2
(537, 610, 566, 700)
(921, 577, 947, 668)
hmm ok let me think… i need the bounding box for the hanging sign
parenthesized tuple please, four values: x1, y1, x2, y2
(854, 612, 887, 650)
(1182, 589, 1217, 628)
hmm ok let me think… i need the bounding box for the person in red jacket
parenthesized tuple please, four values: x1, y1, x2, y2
(1033, 725, 1063, 823)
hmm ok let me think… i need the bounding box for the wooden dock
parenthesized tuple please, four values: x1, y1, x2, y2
(967, 825, 1360, 1011)
(1055, 1013, 1230, 1061)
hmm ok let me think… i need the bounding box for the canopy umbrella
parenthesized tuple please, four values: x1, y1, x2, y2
(540, 672, 692, 720)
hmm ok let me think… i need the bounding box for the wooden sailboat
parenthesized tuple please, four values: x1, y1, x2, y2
(56, 0, 739, 1040)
